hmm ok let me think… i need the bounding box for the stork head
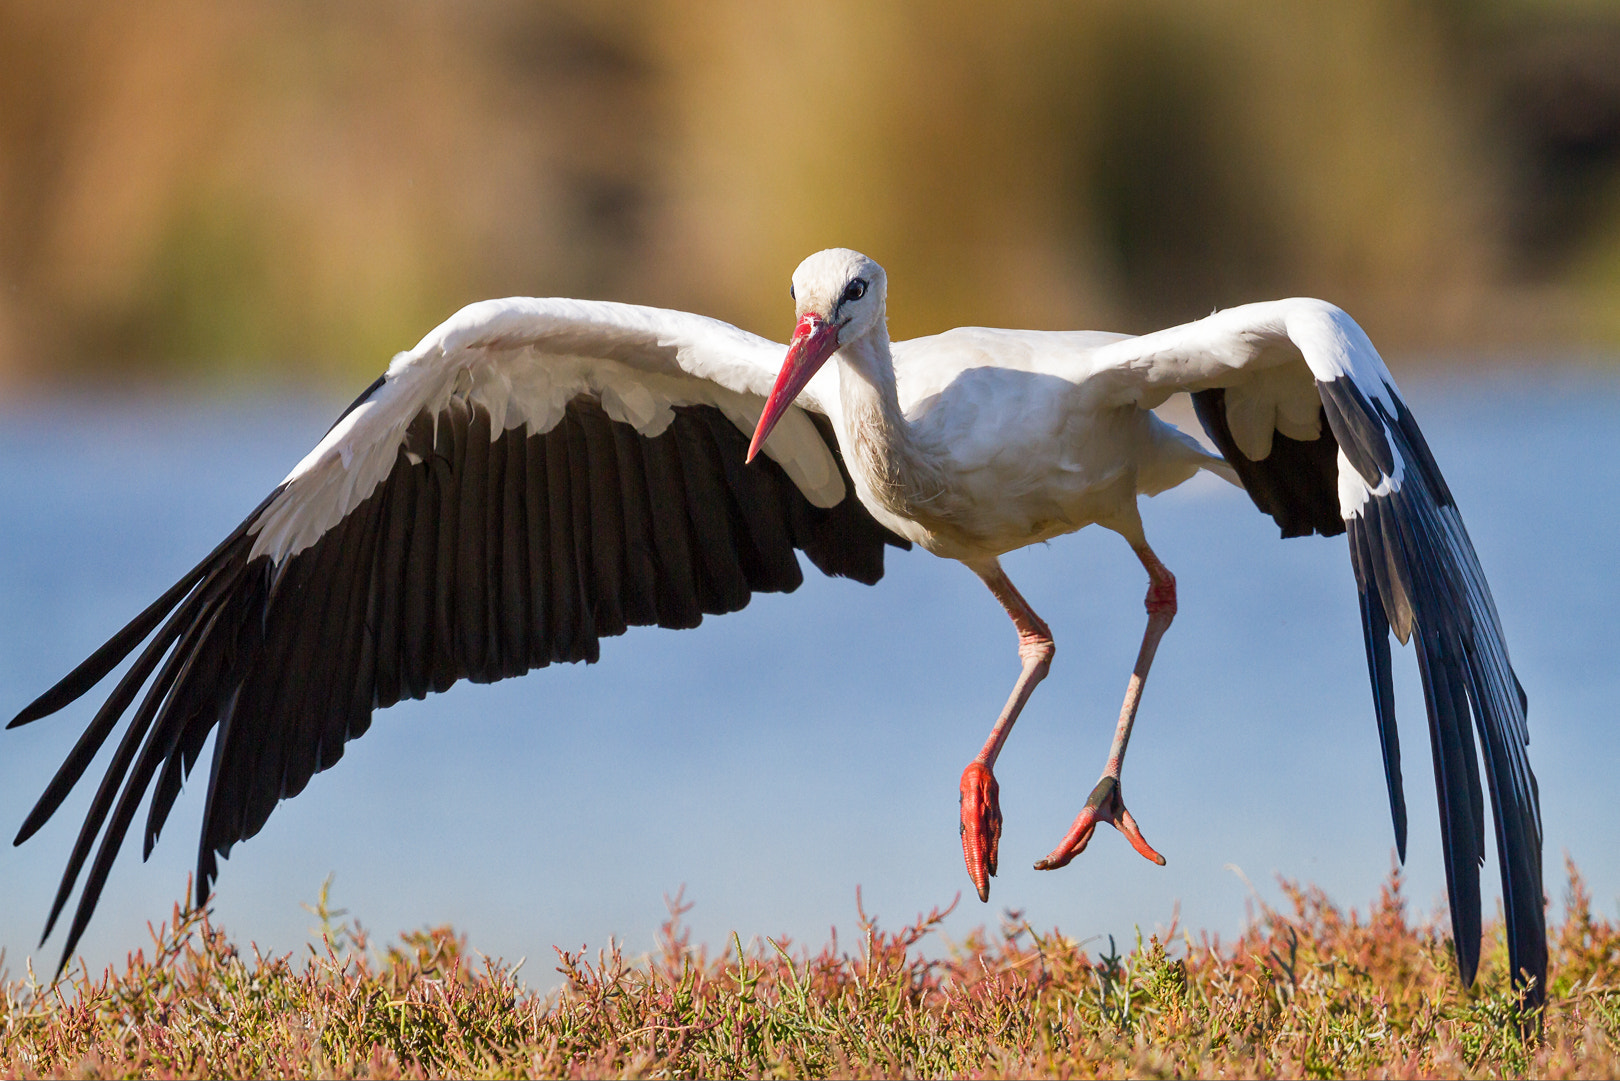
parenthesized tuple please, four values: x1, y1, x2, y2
(747, 248, 887, 462)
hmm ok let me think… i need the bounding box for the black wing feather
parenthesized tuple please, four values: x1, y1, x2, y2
(673, 411, 753, 614)
(607, 422, 662, 627)
(639, 425, 705, 629)
(430, 400, 468, 693)
(496, 424, 533, 679)
(1351, 533, 1407, 861)
(576, 407, 629, 640)
(563, 412, 605, 647)
(542, 420, 588, 663)
(1190, 388, 1342, 539)
(696, 408, 802, 594)
(456, 405, 493, 679)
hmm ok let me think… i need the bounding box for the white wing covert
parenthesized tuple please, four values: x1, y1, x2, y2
(10, 297, 910, 973)
(1090, 299, 1545, 1001)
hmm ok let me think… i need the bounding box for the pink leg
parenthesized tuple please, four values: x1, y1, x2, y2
(960, 562, 1053, 902)
(1035, 543, 1176, 871)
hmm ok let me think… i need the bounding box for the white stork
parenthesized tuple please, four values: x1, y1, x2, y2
(11, 248, 1542, 1004)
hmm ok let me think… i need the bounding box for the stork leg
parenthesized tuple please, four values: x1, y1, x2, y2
(1034, 541, 1174, 872)
(959, 559, 1053, 902)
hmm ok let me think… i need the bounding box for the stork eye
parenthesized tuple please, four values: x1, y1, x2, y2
(789, 284, 796, 300)
(843, 278, 868, 303)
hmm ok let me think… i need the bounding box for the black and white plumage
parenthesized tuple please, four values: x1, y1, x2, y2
(1126, 308, 1542, 1002)
(11, 248, 1542, 1004)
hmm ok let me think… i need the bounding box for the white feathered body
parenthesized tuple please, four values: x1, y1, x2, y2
(812, 325, 1229, 561)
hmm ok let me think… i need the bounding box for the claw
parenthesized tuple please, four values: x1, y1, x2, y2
(959, 761, 1002, 901)
(1034, 775, 1165, 871)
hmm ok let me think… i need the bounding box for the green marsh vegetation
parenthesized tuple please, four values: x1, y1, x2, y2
(2, 861, 1615, 1079)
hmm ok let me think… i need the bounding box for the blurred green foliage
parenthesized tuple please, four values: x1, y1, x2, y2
(0, 0, 1617, 387)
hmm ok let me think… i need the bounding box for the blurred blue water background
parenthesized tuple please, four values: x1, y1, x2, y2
(1, 365, 1615, 983)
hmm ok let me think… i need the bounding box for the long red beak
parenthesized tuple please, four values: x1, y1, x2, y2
(747, 313, 839, 463)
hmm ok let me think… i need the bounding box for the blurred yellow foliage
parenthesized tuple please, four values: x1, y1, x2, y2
(0, 0, 1617, 387)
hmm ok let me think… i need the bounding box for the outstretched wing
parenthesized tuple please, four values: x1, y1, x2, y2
(1089, 298, 1544, 1004)
(11, 296, 909, 972)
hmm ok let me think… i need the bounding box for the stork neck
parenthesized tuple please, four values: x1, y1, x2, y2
(835, 327, 906, 440)
(833, 325, 938, 513)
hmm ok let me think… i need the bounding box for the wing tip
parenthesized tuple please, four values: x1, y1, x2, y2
(1333, 362, 1546, 1006)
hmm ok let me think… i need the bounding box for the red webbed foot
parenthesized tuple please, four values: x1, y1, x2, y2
(959, 761, 1002, 902)
(1034, 774, 1165, 871)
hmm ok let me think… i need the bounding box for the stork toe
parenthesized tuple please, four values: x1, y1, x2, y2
(959, 760, 1002, 901)
(1034, 775, 1165, 871)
